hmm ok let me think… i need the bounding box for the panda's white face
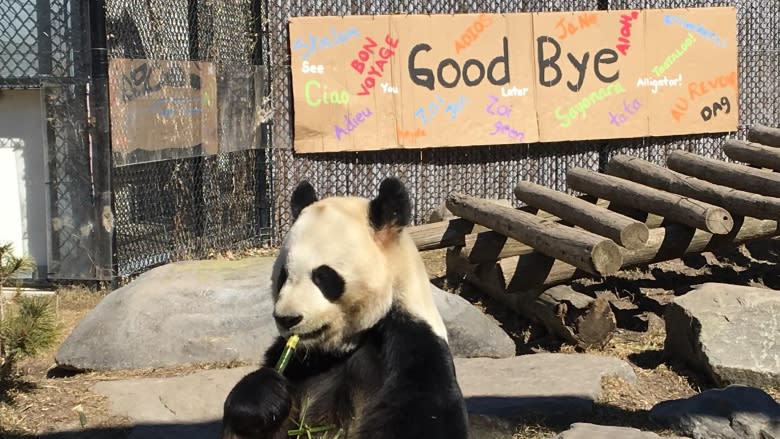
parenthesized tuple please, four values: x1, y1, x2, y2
(271, 197, 394, 353)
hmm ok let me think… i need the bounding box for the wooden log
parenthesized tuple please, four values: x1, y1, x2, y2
(514, 181, 649, 249)
(446, 193, 623, 276)
(475, 216, 779, 299)
(462, 231, 534, 264)
(461, 211, 666, 264)
(567, 167, 733, 235)
(409, 200, 550, 251)
(748, 124, 780, 148)
(723, 139, 780, 171)
(607, 154, 780, 220)
(459, 199, 665, 264)
(408, 218, 482, 251)
(667, 150, 780, 198)
(526, 286, 616, 348)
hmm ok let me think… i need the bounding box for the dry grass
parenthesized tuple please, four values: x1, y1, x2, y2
(0, 286, 251, 437)
(513, 422, 556, 439)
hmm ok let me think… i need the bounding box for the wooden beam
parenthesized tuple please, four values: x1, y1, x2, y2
(723, 139, 780, 171)
(748, 124, 780, 148)
(473, 216, 779, 299)
(606, 154, 780, 220)
(459, 198, 665, 265)
(567, 167, 733, 235)
(514, 181, 649, 249)
(407, 218, 482, 251)
(462, 231, 534, 264)
(667, 150, 780, 198)
(446, 193, 623, 276)
(409, 199, 564, 251)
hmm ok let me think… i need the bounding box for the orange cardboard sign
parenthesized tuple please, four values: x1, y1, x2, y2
(289, 7, 738, 153)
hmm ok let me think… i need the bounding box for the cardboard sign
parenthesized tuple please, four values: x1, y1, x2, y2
(289, 7, 738, 153)
(533, 10, 650, 140)
(109, 59, 218, 161)
(644, 8, 739, 135)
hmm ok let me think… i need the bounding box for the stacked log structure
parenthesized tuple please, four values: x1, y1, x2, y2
(404, 124, 780, 348)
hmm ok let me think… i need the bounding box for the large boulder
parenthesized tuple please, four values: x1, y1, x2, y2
(664, 283, 780, 387)
(56, 257, 514, 371)
(650, 385, 780, 439)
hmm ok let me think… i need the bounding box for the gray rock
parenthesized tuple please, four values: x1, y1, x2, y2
(664, 283, 780, 387)
(552, 423, 690, 438)
(56, 258, 279, 371)
(432, 284, 515, 358)
(456, 354, 637, 422)
(650, 385, 780, 439)
(56, 257, 514, 371)
(94, 367, 251, 425)
(93, 354, 638, 438)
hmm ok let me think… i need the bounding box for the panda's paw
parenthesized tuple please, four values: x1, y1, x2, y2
(222, 367, 292, 439)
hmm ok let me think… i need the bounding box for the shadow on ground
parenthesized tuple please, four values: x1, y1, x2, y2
(2, 421, 218, 439)
(0, 396, 690, 438)
(7, 394, 779, 438)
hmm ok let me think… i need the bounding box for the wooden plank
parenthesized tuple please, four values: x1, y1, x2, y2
(567, 167, 734, 235)
(723, 139, 780, 171)
(446, 193, 623, 276)
(748, 124, 780, 148)
(607, 154, 780, 220)
(514, 181, 648, 249)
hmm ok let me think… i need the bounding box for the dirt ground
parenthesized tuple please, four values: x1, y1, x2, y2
(1, 240, 778, 438)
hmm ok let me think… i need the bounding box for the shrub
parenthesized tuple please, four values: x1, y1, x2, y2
(0, 243, 55, 378)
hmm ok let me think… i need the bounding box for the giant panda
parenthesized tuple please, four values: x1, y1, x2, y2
(222, 177, 469, 439)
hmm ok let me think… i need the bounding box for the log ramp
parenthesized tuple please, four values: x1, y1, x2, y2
(406, 124, 780, 348)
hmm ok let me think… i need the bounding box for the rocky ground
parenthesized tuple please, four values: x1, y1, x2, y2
(0, 240, 778, 439)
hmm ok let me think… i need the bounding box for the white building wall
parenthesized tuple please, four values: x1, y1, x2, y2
(0, 90, 48, 279)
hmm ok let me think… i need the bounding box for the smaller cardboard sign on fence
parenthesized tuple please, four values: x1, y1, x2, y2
(108, 59, 218, 162)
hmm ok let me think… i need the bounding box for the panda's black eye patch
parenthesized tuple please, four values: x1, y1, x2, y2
(311, 265, 345, 302)
(276, 267, 288, 293)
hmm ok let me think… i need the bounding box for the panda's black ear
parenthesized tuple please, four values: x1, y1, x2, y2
(369, 177, 411, 232)
(291, 180, 318, 220)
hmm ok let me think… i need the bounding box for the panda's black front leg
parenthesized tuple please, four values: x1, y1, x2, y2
(222, 337, 347, 439)
(222, 366, 292, 439)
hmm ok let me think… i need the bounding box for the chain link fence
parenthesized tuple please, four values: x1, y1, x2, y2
(265, 0, 779, 242)
(1, 0, 777, 280)
(106, 0, 271, 279)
